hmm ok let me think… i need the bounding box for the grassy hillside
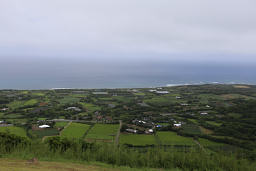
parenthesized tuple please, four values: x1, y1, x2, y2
(0, 158, 161, 171)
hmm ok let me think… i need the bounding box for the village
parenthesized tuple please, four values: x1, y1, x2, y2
(0, 84, 255, 150)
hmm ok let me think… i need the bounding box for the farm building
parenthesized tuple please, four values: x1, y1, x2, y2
(93, 92, 108, 95)
(65, 107, 81, 112)
(173, 123, 182, 127)
(200, 112, 208, 115)
(156, 91, 169, 94)
(126, 128, 137, 133)
(39, 125, 50, 128)
(1, 108, 8, 111)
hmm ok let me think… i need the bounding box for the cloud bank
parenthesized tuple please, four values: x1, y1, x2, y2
(0, 0, 256, 62)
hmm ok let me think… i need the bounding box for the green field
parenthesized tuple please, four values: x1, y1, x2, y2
(61, 122, 90, 139)
(24, 99, 38, 106)
(181, 124, 202, 135)
(7, 99, 38, 109)
(80, 103, 101, 112)
(0, 126, 27, 137)
(7, 101, 24, 109)
(58, 97, 80, 104)
(157, 131, 195, 146)
(31, 92, 45, 96)
(30, 128, 59, 138)
(206, 121, 222, 127)
(54, 121, 68, 128)
(85, 124, 119, 141)
(198, 138, 225, 147)
(3, 113, 23, 119)
(144, 97, 174, 106)
(119, 134, 157, 146)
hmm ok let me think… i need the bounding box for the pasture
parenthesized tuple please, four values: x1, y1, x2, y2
(181, 124, 202, 135)
(54, 121, 68, 128)
(58, 97, 80, 104)
(85, 124, 119, 141)
(206, 121, 222, 127)
(144, 97, 174, 106)
(61, 122, 90, 139)
(24, 99, 38, 106)
(30, 128, 59, 139)
(80, 103, 101, 112)
(119, 134, 157, 146)
(157, 131, 195, 146)
(0, 126, 27, 137)
(7, 99, 38, 109)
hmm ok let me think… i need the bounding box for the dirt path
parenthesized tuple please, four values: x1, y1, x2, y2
(42, 121, 72, 142)
(194, 139, 206, 152)
(59, 121, 72, 136)
(114, 120, 122, 146)
(0, 158, 129, 171)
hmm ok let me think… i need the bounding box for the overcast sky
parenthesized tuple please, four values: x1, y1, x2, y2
(0, 0, 256, 63)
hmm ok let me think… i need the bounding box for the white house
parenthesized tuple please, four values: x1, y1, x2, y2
(173, 123, 182, 127)
(39, 125, 50, 128)
(200, 112, 208, 115)
(65, 107, 81, 112)
(148, 129, 154, 133)
(156, 91, 169, 94)
(1, 108, 8, 111)
(126, 129, 137, 133)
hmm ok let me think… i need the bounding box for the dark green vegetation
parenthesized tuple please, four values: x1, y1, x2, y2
(0, 84, 256, 170)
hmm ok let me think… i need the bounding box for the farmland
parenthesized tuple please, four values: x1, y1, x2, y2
(80, 103, 101, 112)
(0, 126, 27, 137)
(29, 128, 59, 139)
(1, 84, 256, 170)
(54, 121, 68, 128)
(119, 134, 157, 146)
(156, 131, 195, 146)
(85, 124, 119, 141)
(61, 122, 90, 139)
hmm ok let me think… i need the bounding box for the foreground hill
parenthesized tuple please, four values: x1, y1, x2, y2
(0, 158, 161, 171)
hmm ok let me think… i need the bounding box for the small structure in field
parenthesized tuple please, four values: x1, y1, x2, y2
(173, 123, 182, 127)
(65, 107, 82, 112)
(1, 108, 8, 111)
(126, 128, 137, 133)
(200, 112, 208, 115)
(156, 91, 169, 94)
(93, 92, 108, 95)
(39, 125, 50, 129)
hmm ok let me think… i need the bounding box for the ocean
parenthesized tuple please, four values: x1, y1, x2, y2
(1, 58, 255, 89)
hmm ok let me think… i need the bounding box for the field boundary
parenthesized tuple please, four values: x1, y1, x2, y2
(59, 121, 72, 136)
(83, 123, 95, 139)
(115, 120, 122, 146)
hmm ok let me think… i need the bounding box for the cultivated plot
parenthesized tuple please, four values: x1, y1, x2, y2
(85, 124, 119, 142)
(119, 134, 157, 146)
(61, 122, 90, 139)
(157, 131, 195, 146)
(0, 126, 27, 137)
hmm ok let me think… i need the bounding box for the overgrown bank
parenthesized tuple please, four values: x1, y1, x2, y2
(0, 132, 255, 171)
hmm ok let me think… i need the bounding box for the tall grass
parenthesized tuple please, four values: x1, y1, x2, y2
(1, 133, 255, 171)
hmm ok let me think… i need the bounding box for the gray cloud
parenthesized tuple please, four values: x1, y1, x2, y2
(0, 0, 256, 62)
